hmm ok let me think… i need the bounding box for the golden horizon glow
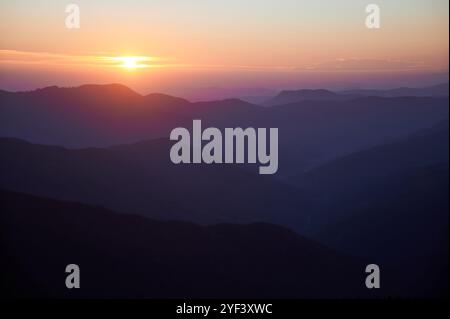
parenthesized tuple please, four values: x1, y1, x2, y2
(2, 50, 447, 73)
(106, 56, 153, 69)
(0, 0, 447, 91)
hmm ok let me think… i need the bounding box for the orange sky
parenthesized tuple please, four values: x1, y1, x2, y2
(0, 0, 448, 93)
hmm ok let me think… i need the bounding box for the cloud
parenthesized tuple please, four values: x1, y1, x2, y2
(0, 50, 167, 68)
(0, 50, 439, 73)
(300, 58, 430, 72)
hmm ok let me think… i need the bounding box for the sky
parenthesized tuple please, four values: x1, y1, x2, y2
(0, 0, 448, 96)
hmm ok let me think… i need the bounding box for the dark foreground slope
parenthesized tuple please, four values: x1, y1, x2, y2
(289, 123, 449, 298)
(318, 164, 449, 298)
(1, 190, 372, 299)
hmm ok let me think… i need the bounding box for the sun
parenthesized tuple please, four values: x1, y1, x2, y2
(107, 56, 151, 69)
(122, 57, 140, 69)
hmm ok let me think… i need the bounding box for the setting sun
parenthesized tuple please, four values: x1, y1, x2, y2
(121, 57, 139, 69)
(108, 56, 151, 69)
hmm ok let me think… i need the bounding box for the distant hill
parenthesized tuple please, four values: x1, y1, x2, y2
(263, 83, 449, 106)
(0, 190, 368, 298)
(166, 86, 277, 103)
(290, 121, 449, 226)
(263, 89, 347, 106)
(340, 83, 449, 98)
(293, 120, 449, 196)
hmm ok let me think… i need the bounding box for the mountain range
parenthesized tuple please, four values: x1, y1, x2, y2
(0, 82, 448, 298)
(1, 84, 448, 177)
(0, 137, 309, 231)
(264, 83, 448, 106)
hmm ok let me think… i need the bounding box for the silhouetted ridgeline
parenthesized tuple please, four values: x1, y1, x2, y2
(264, 83, 448, 106)
(0, 84, 448, 176)
(1, 190, 369, 298)
(0, 137, 308, 232)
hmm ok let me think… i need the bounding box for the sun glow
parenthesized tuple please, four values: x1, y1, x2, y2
(108, 56, 152, 69)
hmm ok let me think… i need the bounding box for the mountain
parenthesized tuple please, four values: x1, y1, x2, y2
(264, 83, 449, 106)
(340, 83, 449, 98)
(292, 121, 449, 203)
(283, 122, 449, 297)
(317, 164, 449, 298)
(1, 84, 448, 298)
(0, 137, 309, 232)
(0, 84, 193, 147)
(289, 121, 449, 228)
(0, 190, 369, 298)
(144, 93, 190, 107)
(272, 96, 448, 175)
(263, 89, 346, 106)
(165, 87, 277, 103)
(1, 84, 448, 175)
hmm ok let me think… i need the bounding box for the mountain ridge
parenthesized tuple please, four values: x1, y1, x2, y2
(0, 189, 369, 298)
